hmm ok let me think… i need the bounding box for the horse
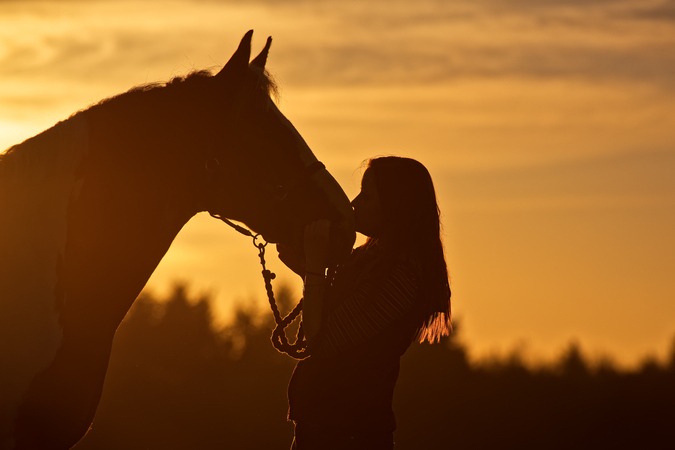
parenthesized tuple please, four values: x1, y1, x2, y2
(0, 30, 355, 450)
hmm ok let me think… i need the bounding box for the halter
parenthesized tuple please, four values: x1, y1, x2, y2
(207, 160, 330, 359)
(208, 211, 309, 359)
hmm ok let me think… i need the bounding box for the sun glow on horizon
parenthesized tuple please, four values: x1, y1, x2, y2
(1, 0, 674, 367)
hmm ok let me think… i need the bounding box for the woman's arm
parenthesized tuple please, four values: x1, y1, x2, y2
(302, 220, 331, 340)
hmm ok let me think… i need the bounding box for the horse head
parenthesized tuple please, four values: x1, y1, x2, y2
(195, 31, 355, 260)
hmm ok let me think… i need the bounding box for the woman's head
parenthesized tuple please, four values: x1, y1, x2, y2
(350, 168, 383, 238)
(353, 156, 452, 342)
(356, 157, 439, 242)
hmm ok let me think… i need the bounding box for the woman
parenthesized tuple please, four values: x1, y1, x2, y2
(278, 156, 451, 450)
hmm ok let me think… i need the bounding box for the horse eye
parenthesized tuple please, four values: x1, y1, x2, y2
(274, 184, 288, 200)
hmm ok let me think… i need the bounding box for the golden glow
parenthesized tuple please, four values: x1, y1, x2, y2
(2, 0, 674, 367)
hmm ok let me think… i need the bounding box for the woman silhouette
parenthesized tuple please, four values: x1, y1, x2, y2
(278, 156, 452, 450)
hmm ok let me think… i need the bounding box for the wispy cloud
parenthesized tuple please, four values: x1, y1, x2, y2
(2, 0, 674, 89)
(621, 0, 675, 22)
(246, 0, 675, 89)
(2, 0, 673, 149)
(442, 149, 675, 212)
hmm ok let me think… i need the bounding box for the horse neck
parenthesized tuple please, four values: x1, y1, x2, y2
(0, 116, 95, 414)
(0, 100, 201, 436)
(58, 108, 199, 335)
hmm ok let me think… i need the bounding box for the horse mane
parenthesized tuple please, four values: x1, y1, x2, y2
(0, 65, 278, 175)
(90, 65, 278, 113)
(0, 114, 88, 191)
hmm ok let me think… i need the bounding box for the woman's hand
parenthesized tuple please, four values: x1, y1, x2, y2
(304, 219, 331, 274)
(276, 243, 306, 278)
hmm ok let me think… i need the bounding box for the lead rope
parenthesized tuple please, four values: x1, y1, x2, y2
(210, 212, 310, 359)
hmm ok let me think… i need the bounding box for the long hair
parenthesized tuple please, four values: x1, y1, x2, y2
(363, 156, 451, 343)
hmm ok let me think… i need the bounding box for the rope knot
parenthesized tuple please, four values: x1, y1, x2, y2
(262, 269, 276, 280)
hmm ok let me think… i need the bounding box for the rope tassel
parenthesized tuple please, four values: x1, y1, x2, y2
(259, 244, 310, 359)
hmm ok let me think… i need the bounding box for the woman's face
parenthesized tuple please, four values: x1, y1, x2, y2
(351, 170, 383, 237)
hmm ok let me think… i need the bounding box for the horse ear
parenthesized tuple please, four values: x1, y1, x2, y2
(251, 36, 272, 70)
(217, 30, 254, 78)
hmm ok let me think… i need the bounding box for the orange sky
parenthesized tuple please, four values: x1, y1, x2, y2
(1, 0, 674, 367)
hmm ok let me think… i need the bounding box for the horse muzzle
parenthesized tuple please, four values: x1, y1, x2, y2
(306, 163, 355, 265)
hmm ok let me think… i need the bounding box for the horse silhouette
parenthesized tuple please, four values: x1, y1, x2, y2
(0, 30, 355, 450)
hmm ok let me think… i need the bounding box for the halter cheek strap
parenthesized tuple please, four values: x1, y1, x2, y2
(304, 160, 325, 176)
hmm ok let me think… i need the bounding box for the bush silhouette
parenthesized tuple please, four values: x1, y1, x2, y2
(72, 284, 675, 449)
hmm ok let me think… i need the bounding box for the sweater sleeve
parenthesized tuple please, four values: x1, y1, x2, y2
(310, 262, 419, 355)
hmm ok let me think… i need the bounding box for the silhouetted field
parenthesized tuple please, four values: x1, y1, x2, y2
(72, 284, 675, 450)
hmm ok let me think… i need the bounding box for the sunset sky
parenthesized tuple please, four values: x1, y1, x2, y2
(1, 0, 674, 367)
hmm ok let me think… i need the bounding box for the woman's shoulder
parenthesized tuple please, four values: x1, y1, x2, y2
(350, 244, 419, 275)
(387, 248, 420, 273)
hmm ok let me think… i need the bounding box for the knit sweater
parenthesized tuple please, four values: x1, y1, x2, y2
(288, 245, 421, 433)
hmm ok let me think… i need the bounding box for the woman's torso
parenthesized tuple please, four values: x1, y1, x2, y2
(288, 245, 423, 433)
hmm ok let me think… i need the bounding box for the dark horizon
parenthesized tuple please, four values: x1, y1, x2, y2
(66, 283, 675, 449)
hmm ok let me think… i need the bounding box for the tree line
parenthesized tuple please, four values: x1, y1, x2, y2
(73, 284, 675, 449)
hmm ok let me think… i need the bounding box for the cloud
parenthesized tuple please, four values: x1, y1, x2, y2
(254, 0, 675, 89)
(272, 40, 675, 91)
(439, 149, 675, 213)
(474, 0, 629, 10)
(1, 0, 675, 118)
(622, 0, 675, 22)
(2, 0, 674, 85)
